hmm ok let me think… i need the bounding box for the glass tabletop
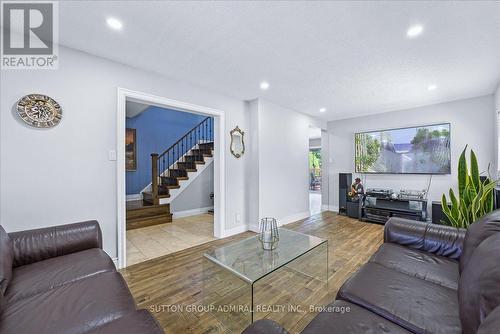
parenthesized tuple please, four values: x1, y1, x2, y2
(203, 228, 327, 284)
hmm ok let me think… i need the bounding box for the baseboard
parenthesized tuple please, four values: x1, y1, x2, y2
(247, 211, 312, 232)
(248, 223, 259, 233)
(221, 224, 248, 237)
(278, 211, 311, 226)
(172, 206, 214, 218)
(126, 194, 142, 201)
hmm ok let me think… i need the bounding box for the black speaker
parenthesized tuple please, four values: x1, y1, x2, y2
(339, 173, 352, 215)
(432, 201, 450, 225)
(339, 173, 352, 188)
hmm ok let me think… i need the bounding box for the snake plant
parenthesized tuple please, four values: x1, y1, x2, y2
(441, 146, 496, 228)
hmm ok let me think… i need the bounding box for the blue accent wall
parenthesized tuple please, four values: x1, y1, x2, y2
(126, 106, 211, 195)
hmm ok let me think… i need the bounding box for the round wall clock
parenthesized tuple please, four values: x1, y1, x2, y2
(16, 94, 62, 128)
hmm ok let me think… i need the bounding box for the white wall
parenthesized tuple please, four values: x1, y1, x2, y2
(495, 83, 500, 176)
(327, 95, 497, 217)
(321, 130, 331, 209)
(170, 163, 214, 213)
(0, 46, 248, 258)
(245, 99, 261, 230)
(246, 99, 326, 230)
(495, 83, 500, 112)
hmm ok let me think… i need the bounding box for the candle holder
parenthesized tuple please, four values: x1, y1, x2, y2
(258, 217, 279, 250)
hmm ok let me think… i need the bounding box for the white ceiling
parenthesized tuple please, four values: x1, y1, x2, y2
(57, 1, 500, 120)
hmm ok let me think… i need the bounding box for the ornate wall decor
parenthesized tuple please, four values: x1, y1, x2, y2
(230, 126, 245, 158)
(16, 94, 62, 128)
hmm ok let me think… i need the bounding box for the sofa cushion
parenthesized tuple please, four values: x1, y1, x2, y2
(459, 233, 500, 334)
(301, 300, 411, 334)
(5, 248, 115, 303)
(0, 271, 136, 334)
(477, 305, 500, 334)
(337, 262, 461, 334)
(86, 309, 164, 334)
(370, 243, 459, 290)
(0, 225, 13, 295)
(460, 209, 500, 273)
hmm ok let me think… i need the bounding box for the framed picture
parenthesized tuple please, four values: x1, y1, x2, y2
(125, 128, 137, 171)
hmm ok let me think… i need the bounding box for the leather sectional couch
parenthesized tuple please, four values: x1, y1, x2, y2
(243, 210, 500, 334)
(0, 220, 164, 334)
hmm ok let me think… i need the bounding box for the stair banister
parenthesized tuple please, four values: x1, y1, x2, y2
(150, 116, 212, 202)
(151, 153, 159, 205)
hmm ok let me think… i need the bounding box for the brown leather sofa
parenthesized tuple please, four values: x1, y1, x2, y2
(0, 220, 164, 334)
(243, 210, 500, 334)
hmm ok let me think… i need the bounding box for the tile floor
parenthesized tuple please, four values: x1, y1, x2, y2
(126, 213, 216, 266)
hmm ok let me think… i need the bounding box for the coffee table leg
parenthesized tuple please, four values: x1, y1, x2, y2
(202, 256, 253, 332)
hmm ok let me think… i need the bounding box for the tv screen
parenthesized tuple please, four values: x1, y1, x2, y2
(355, 123, 451, 174)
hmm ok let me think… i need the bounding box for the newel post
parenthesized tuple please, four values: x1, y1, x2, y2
(151, 153, 159, 205)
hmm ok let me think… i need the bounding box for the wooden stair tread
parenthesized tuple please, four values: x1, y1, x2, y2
(126, 214, 172, 230)
(143, 191, 170, 199)
(126, 200, 169, 211)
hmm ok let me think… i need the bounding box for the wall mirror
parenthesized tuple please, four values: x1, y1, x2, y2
(230, 126, 245, 158)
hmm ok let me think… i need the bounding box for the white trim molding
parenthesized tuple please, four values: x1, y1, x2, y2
(221, 224, 248, 237)
(172, 206, 214, 219)
(247, 211, 311, 233)
(116, 88, 226, 269)
(278, 211, 311, 226)
(126, 194, 142, 201)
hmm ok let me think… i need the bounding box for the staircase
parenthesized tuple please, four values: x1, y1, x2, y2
(126, 117, 214, 230)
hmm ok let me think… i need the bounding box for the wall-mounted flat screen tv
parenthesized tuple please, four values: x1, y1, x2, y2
(355, 123, 451, 174)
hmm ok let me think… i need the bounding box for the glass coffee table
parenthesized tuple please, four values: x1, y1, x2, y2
(202, 228, 328, 332)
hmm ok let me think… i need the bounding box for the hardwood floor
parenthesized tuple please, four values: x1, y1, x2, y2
(120, 211, 384, 334)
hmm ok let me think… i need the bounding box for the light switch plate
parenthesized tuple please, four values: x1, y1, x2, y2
(108, 150, 117, 161)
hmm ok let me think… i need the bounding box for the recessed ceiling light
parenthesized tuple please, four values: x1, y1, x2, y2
(407, 24, 423, 38)
(427, 84, 437, 91)
(319, 108, 326, 113)
(260, 81, 270, 90)
(106, 17, 123, 30)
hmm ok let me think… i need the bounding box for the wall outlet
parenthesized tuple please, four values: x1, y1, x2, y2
(235, 213, 241, 223)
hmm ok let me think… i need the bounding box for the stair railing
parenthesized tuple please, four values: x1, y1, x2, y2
(150, 117, 213, 204)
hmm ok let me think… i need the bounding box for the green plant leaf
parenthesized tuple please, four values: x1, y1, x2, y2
(470, 150, 480, 193)
(458, 146, 468, 199)
(441, 145, 497, 228)
(460, 198, 470, 228)
(449, 189, 461, 221)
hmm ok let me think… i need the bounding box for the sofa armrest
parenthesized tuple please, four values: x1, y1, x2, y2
(8, 220, 102, 267)
(242, 319, 289, 334)
(384, 217, 466, 260)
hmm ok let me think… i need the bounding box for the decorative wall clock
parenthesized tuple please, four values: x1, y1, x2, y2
(16, 94, 62, 128)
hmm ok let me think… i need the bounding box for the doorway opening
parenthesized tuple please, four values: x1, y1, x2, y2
(309, 126, 322, 215)
(117, 88, 225, 269)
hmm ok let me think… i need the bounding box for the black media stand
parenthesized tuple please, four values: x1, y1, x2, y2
(360, 195, 427, 224)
